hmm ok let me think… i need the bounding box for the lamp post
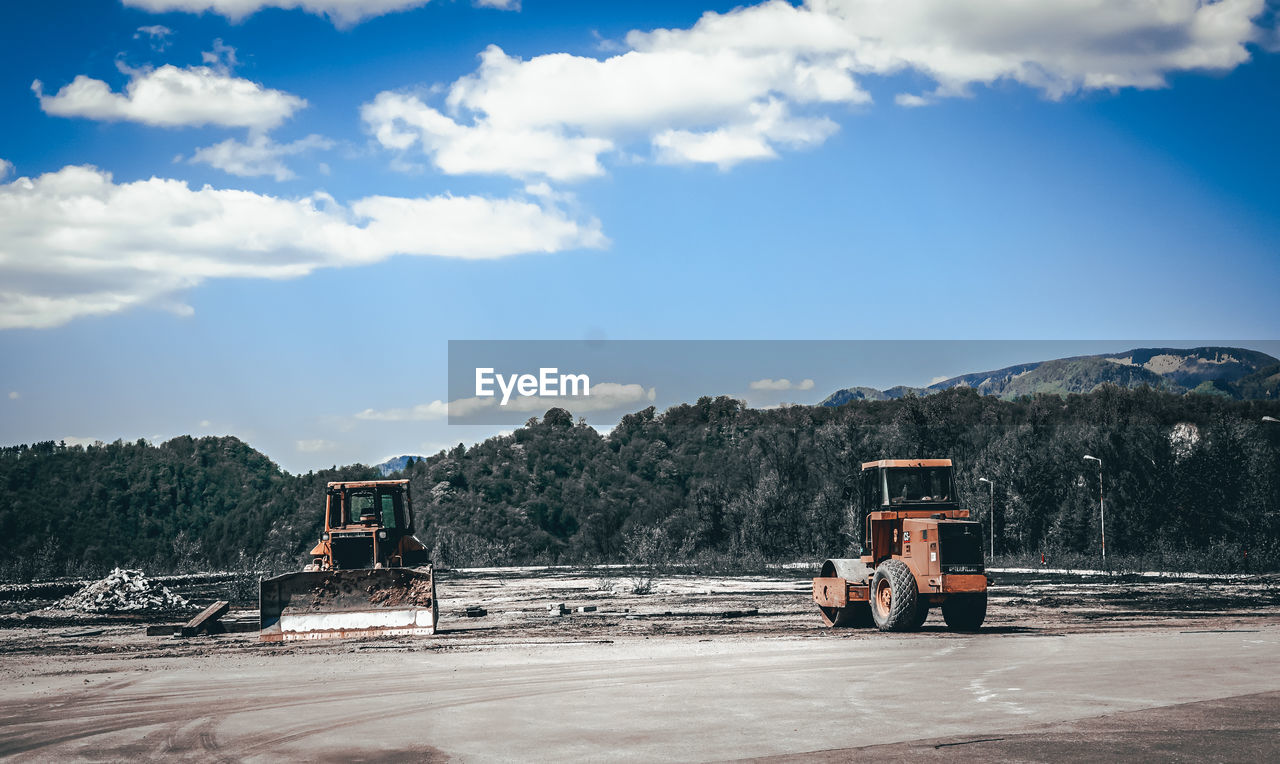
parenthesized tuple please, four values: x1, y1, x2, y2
(977, 477, 994, 559)
(1083, 455, 1105, 565)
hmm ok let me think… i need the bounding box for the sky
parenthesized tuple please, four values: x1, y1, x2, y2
(1, 0, 1278, 472)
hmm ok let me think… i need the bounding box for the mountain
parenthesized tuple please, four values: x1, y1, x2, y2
(820, 346, 1279, 406)
(1232, 363, 1280, 400)
(376, 455, 429, 476)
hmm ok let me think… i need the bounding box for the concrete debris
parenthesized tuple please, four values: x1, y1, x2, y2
(56, 568, 193, 613)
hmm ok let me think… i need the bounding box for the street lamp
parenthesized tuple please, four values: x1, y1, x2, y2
(1083, 455, 1105, 565)
(977, 477, 995, 559)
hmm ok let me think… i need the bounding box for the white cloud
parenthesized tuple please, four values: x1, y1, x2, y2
(201, 39, 239, 72)
(0, 164, 606, 329)
(124, 0, 436, 26)
(33, 64, 305, 130)
(60, 436, 102, 447)
(749, 377, 815, 391)
(198, 419, 212, 427)
(487, 382, 656, 414)
(362, 91, 614, 181)
(820, 0, 1263, 98)
(8, 391, 19, 400)
(363, 9, 869, 179)
(474, 0, 518, 9)
(296, 439, 337, 452)
(0, 159, 11, 181)
(653, 99, 838, 169)
(364, 0, 1266, 180)
(134, 25, 173, 52)
(355, 382, 656, 422)
(189, 134, 335, 180)
(356, 400, 449, 421)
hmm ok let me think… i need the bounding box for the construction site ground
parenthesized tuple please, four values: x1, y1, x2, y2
(1, 567, 1277, 761)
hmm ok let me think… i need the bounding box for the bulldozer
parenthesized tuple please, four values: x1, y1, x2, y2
(813, 459, 987, 632)
(259, 479, 438, 642)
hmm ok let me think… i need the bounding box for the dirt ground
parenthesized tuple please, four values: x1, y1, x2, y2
(1, 566, 1277, 659)
(2, 567, 1278, 761)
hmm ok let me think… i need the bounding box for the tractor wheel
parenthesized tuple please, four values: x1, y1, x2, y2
(819, 601, 872, 628)
(869, 560, 919, 632)
(911, 598, 930, 629)
(941, 592, 987, 632)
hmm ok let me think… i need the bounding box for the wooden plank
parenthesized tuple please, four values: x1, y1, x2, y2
(215, 619, 260, 634)
(179, 600, 230, 638)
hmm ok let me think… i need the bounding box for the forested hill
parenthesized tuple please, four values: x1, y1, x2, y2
(4, 387, 1279, 579)
(821, 346, 1280, 405)
(0, 436, 380, 579)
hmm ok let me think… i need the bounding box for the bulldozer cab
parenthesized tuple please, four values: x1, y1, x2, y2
(316, 480, 428, 570)
(329, 482, 410, 531)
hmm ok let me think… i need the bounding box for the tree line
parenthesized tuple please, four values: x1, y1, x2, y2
(3, 385, 1277, 580)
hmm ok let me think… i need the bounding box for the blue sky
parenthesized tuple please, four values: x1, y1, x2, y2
(2, 0, 1278, 472)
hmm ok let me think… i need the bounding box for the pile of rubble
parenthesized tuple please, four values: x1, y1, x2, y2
(56, 568, 193, 613)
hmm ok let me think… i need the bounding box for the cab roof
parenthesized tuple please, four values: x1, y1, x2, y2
(861, 459, 953, 470)
(326, 479, 410, 489)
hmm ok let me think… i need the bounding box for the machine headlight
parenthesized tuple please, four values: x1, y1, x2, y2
(377, 530, 388, 540)
(321, 532, 329, 541)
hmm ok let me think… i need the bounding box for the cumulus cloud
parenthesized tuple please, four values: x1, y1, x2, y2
(189, 134, 335, 180)
(33, 64, 305, 130)
(749, 378, 815, 391)
(0, 159, 12, 181)
(356, 400, 450, 422)
(356, 382, 656, 422)
(824, 0, 1263, 98)
(364, 0, 1267, 180)
(0, 163, 606, 329)
(8, 391, 19, 400)
(123, 0, 437, 26)
(894, 93, 929, 108)
(296, 439, 337, 452)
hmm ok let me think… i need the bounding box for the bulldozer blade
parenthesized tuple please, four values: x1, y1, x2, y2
(259, 567, 437, 642)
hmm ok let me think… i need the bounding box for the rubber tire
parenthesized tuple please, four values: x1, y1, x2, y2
(870, 560, 919, 632)
(941, 591, 987, 632)
(911, 598, 929, 629)
(821, 601, 873, 628)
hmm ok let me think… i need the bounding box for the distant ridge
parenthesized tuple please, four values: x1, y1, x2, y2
(820, 346, 1279, 406)
(375, 454, 427, 476)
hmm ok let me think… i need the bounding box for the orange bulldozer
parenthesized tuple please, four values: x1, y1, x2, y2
(259, 480, 438, 642)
